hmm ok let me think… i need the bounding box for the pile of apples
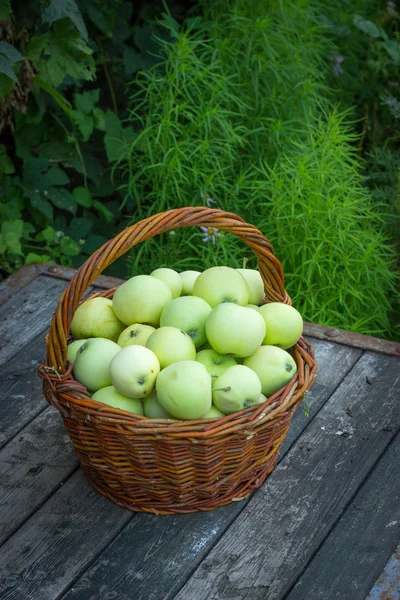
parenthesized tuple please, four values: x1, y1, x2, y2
(67, 266, 303, 420)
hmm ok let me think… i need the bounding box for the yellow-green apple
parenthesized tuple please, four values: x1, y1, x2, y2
(195, 349, 236, 378)
(179, 270, 201, 295)
(67, 339, 87, 365)
(236, 269, 265, 305)
(151, 267, 182, 299)
(71, 297, 125, 342)
(212, 365, 262, 414)
(112, 275, 172, 326)
(258, 302, 303, 348)
(146, 326, 196, 369)
(160, 296, 212, 347)
(143, 390, 174, 419)
(109, 345, 160, 398)
(192, 266, 250, 307)
(244, 345, 297, 396)
(205, 303, 266, 357)
(73, 338, 120, 392)
(118, 323, 156, 348)
(246, 304, 260, 311)
(92, 386, 144, 415)
(156, 361, 212, 419)
(203, 405, 226, 418)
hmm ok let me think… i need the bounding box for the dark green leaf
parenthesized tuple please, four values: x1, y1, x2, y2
(381, 40, 400, 64)
(72, 109, 94, 141)
(60, 235, 81, 256)
(92, 199, 114, 222)
(0, 73, 13, 98)
(123, 47, 142, 75)
(38, 141, 76, 162)
(0, 42, 23, 63)
(22, 222, 36, 240)
(0, 144, 15, 175)
(74, 88, 99, 113)
(353, 16, 382, 39)
(48, 188, 77, 213)
(104, 125, 136, 162)
(0, 0, 12, 20)
(34, 77, 73, 118)
(72, 186, 92, 207)
(29, 196, 54, 221)
(83, 233, 108, 254)
(67, 217, 92, 240)
(1, 219, 23, 238)
(26, 35, 49, 63)
(0, 56, 16, 80)
(42, 0, 88, 41)
(93, 107, 105, 131)
(45, 166, 70, 186)
(4, 232, 22, 255)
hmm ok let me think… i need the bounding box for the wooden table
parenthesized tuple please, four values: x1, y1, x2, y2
(1, 264, 399, 600)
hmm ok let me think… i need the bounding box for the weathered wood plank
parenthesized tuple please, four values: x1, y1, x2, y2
(286, 433, 400, 600)
(0, 470, 133, 600)
(171, 352, 400, 600)
(0, 276, 67, 367)
(59, 340, 362, 600)
(0, 408, 79, 546)
(0, 265, 43, 306)
(0, 332, 48, 449)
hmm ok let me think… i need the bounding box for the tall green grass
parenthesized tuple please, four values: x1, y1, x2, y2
(119, 0, 398, 339)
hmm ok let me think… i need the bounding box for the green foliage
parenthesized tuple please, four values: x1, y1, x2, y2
(120, 0, 398, 339)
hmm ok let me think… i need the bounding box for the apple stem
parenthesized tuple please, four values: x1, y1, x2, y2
(242, 257, 248, 269)
(213, 386, 231, 392)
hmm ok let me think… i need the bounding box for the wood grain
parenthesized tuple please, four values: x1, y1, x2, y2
(60, 340, 362, 600)
(0, 470, 133, 600)
(172, 351, 400, 600)
(286, 433, 400, 599)
(0, 408, 78, 546)
(0, 276, 67, 367)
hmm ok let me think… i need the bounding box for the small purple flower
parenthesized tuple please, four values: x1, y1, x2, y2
(200, 226, 223, 245)
(329, 55, 344, 77)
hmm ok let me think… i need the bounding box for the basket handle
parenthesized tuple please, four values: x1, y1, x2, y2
(46, 207, 288, 371)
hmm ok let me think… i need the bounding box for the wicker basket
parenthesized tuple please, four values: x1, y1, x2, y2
(38, 207, 317, 514)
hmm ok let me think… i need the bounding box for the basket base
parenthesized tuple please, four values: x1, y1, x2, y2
(82, 454, 278, 515)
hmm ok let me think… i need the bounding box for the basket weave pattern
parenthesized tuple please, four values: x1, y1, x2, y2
(39, 207, 317, 514)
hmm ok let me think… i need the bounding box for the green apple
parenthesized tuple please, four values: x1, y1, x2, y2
(73, 338, 120, 392)
(196, 349, 237, 378)
(92, 386, 144, 415)
(156, 361, 212, 419)
(205, 303, 266, 357)
(246, 304, 260, 311)
(151, 267, 182, 299)
(258, 302, 303, 349)
(71, 297, 125, 342)
(179, 270, 201, 295)
(109, 345, 160, 398)
(244, 345, 297, 396)
(203, 405, 226, 418)
(67, 339, 87, 366)
(118, 323, 156, 348)
(236, 269, 265, 305)
(192, 266, 250, 307)
(112, 275, 172, 326)
(258, 393, 267, 404)
(212, 365, 262, 414)
(160, 296, 212, 347)
(143, 390, 174, 419)
(146, 326, 196, 369)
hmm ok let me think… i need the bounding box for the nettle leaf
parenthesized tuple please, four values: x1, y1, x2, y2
(74, 88, 100, 114)
(45, 166, 70, 186)
(71, 109, 94, 141)
(123, 47, 142, 75)
(93, 107, 106, 131)
(30, 195, 54, 221)
(22, 222, 36, 240)
(1, 219, 24, 238)
(83, 234, 108, 254)
(48, 188, 77, 213)
(67, 217, 92, 240)
(72, 186, 92, 207)
(42, 0, 88, 41)
(25, 252, 52, 265)
(42, 226, 57, 243)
